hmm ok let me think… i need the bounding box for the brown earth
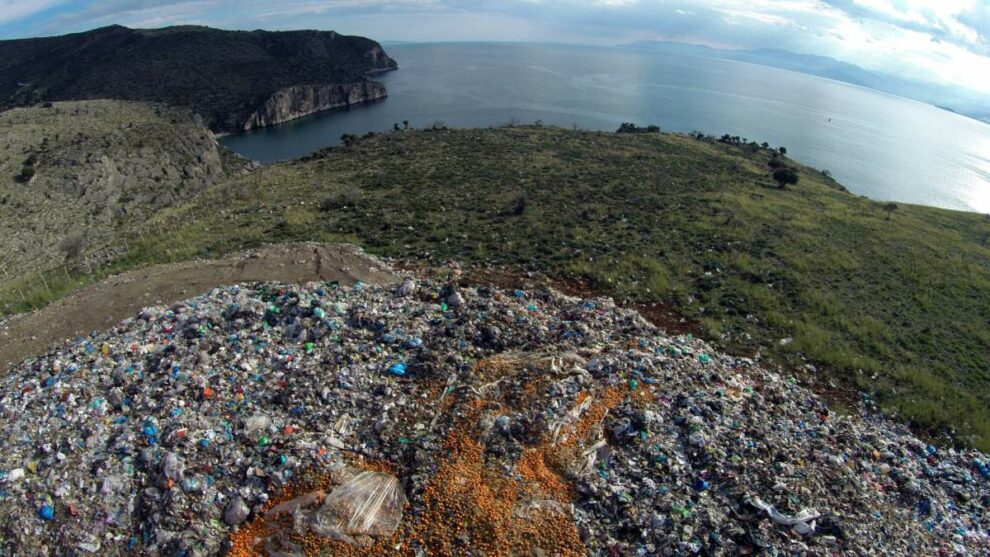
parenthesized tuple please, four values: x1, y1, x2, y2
(0, 243, 399, 370)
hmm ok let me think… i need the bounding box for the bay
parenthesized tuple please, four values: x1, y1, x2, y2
(220, 43, 990, 213)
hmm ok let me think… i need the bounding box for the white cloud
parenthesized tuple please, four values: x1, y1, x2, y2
(0, 0, 67, 25)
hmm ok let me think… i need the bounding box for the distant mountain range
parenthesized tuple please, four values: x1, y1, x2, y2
(623, 41, 990, 125)
(0, 25, 398, 132)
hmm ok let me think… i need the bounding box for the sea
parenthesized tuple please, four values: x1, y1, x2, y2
(219, 43, 990, 213)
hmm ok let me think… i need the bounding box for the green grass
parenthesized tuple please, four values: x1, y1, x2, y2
(4, 125, 990, 450)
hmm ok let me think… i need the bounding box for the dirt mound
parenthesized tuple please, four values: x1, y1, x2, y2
(0, 243, 398, 369)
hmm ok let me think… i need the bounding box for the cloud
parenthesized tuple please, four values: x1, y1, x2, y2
(821, 0, 989, 55)
(0, 0, 68, 25)
(957, 2, 990, 52)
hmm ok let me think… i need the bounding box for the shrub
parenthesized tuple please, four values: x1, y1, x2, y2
(772, 168, 799, 189)
(15, 165, 35, 183)
(319, 186, 360, 211)
(59, 232, 86, 260)
(616, 123, 660, 134)
(340, 133, 358, 147)
(507, 195, 527, 216)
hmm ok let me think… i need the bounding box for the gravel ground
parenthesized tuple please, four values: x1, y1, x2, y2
(0, 272, 987, 556)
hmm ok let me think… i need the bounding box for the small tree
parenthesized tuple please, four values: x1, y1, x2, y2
(778, 146, 787, 156)
(772, 168, 799, 190)
(340, 133, 358, 147)
(394, 122, 400, 131)
(509, 195, 527, 216)
(883, 202, 898, 220)
(15, 165, 35, 183)
(403, 120, 409, 130)
(768, 158, 783, 169)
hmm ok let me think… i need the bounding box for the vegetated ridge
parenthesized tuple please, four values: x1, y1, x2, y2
(0, 25, 397, 132)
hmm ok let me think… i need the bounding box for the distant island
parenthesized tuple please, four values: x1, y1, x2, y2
(623, 41, 990, 125)
(0, 25, 398, 132)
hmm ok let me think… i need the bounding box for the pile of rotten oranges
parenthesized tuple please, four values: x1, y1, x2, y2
(229, 354, 647, 556)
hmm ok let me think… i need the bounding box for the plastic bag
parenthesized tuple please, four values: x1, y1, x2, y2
(310, 467, 406, 543)
(264, 536, 304, 557)
(513, 499, 567, 519)
(745, 495, 821, 536)
(565, 439, 607, 479)
(265, 490, 328, 534)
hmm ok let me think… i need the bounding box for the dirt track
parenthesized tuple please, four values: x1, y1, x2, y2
(0, 243, 399, 370)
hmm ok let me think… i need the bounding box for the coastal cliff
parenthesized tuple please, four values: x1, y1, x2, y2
(0, 25, 398, 133)
(243, 82, 388, 130)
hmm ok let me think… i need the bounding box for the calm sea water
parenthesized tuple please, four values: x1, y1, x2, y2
(220, 43, 990, 213)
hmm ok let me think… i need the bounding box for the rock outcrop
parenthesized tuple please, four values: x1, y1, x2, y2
(243, 82, 388, 130)
(0, 100, 252, 283)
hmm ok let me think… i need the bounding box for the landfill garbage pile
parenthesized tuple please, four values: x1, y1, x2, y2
(0, 276, 988, 556)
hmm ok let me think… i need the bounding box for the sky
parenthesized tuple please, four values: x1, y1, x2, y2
(1, 0, 989, 94)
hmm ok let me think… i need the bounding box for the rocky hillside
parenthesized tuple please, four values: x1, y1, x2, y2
(0, 100, 250, 285)
(0, 274, 986, 555)
(0, 25, 397, 132)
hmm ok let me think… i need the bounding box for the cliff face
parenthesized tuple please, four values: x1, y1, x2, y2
(0, 100, 251, 282)
(243, 82, 388, 130)
(0, 25, 398, 133)
(364, 45, 397, 74)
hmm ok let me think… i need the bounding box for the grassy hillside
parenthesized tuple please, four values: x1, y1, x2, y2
(0, 25, 397, 132)
(0, 100, 249, 288)
(4, 126, 990, 449)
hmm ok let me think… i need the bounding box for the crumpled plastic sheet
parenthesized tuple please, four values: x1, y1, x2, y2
(311, 467, 406, 541)
(263, 466, 406, 550)
(513, 499, 568, 519)
(746, 495, 821, 536)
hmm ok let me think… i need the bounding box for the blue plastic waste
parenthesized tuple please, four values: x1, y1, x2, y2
(142, 420, 159, 445)
(974, 459, 990, 479)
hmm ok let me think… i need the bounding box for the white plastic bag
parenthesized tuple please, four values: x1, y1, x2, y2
(747, 495, 821, 536)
